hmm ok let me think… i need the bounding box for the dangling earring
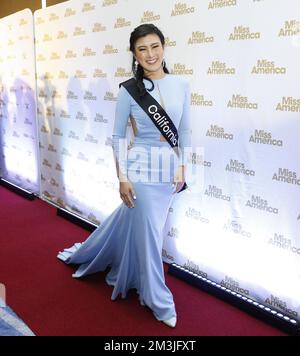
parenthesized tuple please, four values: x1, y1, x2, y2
(134, 60, 138, 72)
(162, 59, 166, 68)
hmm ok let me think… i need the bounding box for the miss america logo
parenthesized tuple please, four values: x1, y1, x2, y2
(148, 105, 178, 146)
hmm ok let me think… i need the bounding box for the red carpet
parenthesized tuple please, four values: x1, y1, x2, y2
(0, 185, 286, 336)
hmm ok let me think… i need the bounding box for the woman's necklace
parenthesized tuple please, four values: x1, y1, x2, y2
(156, 83, 167, 142)
(156, 83, 165, 110)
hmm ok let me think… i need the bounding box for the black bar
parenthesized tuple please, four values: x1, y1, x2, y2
(0, 178, 35, 201)
(168, 264, 300, 336)
(57, 207, 97, 232)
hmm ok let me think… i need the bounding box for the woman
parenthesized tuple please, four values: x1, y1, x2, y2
(58, 24, 191, 328)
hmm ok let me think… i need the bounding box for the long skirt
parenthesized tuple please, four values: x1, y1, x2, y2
(57, 140, 177, 321)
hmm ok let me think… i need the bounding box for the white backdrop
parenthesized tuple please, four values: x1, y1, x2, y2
(0, 9, 39, 193)
(2, 0, 299, 321)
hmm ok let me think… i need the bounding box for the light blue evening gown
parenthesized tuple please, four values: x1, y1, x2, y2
(57, 74, 191, 321)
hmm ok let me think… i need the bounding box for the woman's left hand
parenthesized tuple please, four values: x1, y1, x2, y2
(173, 165, 186, 193)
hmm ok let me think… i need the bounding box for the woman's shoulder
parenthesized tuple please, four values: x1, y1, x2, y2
(117, 82, 132, 103)
(166, 75, 190, 95)
(167, 74, 189, 87)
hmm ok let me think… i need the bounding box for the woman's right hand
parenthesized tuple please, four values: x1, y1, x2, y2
(119, 181, 136, 209)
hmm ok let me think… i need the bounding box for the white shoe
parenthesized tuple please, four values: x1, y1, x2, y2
(162, 316, 177, 328)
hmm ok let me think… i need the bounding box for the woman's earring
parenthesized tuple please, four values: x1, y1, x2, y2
(162, 59, 166, 68)
(134, 60, 138, 72)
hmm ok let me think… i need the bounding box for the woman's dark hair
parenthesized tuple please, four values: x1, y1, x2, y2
(129, 24, 169, 96)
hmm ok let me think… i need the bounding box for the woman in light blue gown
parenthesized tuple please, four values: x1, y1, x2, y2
(57, 24, 191, 328)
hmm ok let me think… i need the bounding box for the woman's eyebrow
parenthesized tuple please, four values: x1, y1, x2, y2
(137, 42, 160, 49)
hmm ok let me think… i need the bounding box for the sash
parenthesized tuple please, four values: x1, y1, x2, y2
(119, 78, 187, 193)
(120, 78, 179, 154)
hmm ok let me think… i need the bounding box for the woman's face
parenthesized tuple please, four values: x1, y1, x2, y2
(134, 33, 165, 76)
